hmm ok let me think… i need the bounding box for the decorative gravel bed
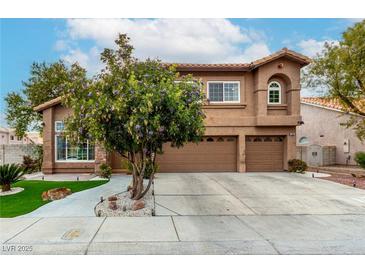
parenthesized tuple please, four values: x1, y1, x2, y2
(321, 174, 365, 190)
(95, 184, 154, 217)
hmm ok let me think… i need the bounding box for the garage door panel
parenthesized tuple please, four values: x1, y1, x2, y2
(157, 136, 237, 172)
(245, 136, 284, 172)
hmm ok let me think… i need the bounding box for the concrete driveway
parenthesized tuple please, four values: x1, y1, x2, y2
(154, 172, 365, 215)
(1, 172, 365, 254)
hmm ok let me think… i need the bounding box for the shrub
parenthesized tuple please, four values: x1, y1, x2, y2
(33, 145, 43, 171)
(354, 152, 365, 169)
(122, 160, 133, 174)
(288, 159, 308, 173)
(99, 163, 112, 179)
(0, 164, 26, 192)
(143, 160, 159, 179)
(22, 155, 38, 173)
(22, 145, 43, 174)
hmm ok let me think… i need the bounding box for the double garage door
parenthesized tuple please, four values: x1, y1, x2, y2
(157, 135, 284, 172)
(158, 136, 237, 172)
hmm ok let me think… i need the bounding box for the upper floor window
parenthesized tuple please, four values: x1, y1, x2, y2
(55, 121, 65, 132)
(298, 136, 309, 145)
(208, 81, 240, 103)
(268, 81, 281, 104)
(10, 135, 14, 141)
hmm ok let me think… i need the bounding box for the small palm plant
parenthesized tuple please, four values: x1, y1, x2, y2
(0, 164, 26, 192)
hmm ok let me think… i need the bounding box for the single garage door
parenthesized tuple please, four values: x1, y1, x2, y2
(157, 136, 237, 172)
(110, 151, 128, 173)
(245, 136, 284, 172)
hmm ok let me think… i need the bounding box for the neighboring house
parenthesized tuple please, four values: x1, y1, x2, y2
(34, 48, 310, 174)
(0, 127, 43, 145)
(297, 97, 365, 165)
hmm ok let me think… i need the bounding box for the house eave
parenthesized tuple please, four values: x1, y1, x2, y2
(34, 96, 63, 112)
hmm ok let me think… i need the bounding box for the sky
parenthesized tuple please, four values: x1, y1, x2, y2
(0, 18, 361, 127)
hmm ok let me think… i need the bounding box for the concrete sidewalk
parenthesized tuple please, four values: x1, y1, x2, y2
(1, 214, 365, 255)
(20, 175, 131, 217)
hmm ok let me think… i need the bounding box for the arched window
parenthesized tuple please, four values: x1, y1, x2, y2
(268, 81, 281, 104)
(299, 137, 309, 145)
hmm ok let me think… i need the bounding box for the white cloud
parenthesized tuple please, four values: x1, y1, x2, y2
(53, 39, 69, 51)
(58, 18, 272, 73)
(224, 42, 271, 63)
(61, 46, 103, 73)
(241, 43, 271, 62)
(347, 18, 364, 23)
(297, 39, 338, 57)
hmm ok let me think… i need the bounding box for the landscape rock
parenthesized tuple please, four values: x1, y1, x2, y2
(109, 201, 118, 210)
(95, 185, 153, 217)
(41, 187, 72, 201)
(132, 200, 145, 211)
(108, 196, 118, 201)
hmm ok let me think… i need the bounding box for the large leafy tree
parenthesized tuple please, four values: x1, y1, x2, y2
(5, 61, 88, 137)
(63, 34, 206, 200)
(304, 20, 365, 140)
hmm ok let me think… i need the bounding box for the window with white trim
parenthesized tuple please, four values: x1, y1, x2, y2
(268, 81, 281, 104)
(208, 81, 240, 102)
(55, 121, 95, 162)
(55, 121, 65, 132)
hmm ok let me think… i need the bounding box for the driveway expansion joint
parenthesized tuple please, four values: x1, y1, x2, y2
(206, 174, 258, 215)
(170, 216, 181, 241)
(84, 217, 106, 255)
(3, 217, 43, 244)
(155, 202, 181, 215)
(234, 215, 281, 255)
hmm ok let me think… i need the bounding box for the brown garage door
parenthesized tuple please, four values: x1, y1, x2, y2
(110, 151, 128, 173)
(157, 136, 237, 172)
(245, 136, 284, 172)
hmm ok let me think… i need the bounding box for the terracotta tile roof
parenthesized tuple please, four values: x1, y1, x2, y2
(170, 48, 311, 71)
(168, 63, 250, 72)
(33, 96, 62, 112)
(301, 97, 365, 115)
(250, 48, 311, 68)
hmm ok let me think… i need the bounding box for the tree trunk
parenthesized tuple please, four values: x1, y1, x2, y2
(2, 183, 11, 192)
(133, 152, 156, 200)
(137, 175, 153, 199)
(128, 151, 157, 200)
(133, 176, 144, 200)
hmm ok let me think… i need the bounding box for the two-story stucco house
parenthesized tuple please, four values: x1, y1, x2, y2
(34, 48, 310, 174)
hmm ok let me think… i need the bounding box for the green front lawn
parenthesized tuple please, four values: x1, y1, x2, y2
(0, 179, 108, 218)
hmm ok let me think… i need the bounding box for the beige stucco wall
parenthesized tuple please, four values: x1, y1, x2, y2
(42, 105, 106, 174)
(297, 103, 365, 165)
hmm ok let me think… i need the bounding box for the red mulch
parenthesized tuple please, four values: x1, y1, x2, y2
(321, 174, 365, 190)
